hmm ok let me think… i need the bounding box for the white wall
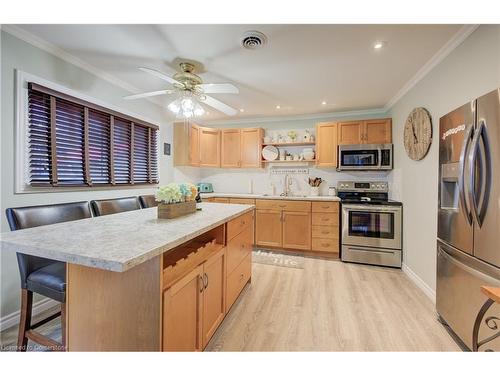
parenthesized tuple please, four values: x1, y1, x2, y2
(389, 25, 500, 292)
(0, 30, 179, 319)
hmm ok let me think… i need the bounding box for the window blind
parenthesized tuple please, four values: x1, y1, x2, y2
(27, 83, 159, 187)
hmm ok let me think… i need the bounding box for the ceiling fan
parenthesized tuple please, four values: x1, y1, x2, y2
(124, 62, 239, 118)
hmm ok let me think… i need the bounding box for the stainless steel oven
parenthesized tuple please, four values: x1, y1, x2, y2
(338, 144, 393, 171)
(342, 204, 402, 250)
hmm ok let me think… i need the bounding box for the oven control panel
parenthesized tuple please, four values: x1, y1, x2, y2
(337, 181, 388, 193)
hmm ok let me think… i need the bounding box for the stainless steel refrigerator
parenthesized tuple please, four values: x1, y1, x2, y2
(437, 88, 500, 351)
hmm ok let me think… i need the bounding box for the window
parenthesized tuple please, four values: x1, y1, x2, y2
(27, 83, 159, 187)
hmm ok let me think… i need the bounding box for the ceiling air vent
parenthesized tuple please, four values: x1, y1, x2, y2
(240, 30, 268, 50)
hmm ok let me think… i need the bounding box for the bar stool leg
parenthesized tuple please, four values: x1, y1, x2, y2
(17, 289, 33, 351)
(61, 302, 66, 351)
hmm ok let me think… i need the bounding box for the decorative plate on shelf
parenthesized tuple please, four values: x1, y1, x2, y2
(404, 107, 433, 161)
(262, 145, 279, 161)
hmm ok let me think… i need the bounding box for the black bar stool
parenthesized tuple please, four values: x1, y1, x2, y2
(138, 194, 158, 208)
(5, 201, 92, 351)
(90, 196, 142, 216)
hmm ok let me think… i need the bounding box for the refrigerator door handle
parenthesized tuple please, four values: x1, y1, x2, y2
(459, 124, 474, 225)
(468, 120, 492, 227)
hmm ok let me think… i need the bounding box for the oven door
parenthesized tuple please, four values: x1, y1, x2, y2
(342, 204, 402, 250)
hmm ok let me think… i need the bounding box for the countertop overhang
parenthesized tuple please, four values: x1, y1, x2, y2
(0, 203, 254, 272)
(201, 192, 341, 202)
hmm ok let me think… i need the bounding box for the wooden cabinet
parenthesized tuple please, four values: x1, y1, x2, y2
(311, 201, 340, 254)
(212, 197, 230, 203)
(202, 247, 226, 347)
(282, 211, 311, 250)
(255, 200, 312, 250)
(338, 118, 392, 145)
(255, 209, 282, 247)
(316, 122, 338, 168)
(189, 124, 200, 166)
(240, 128, 263, 168)
(220, 128, 263, 168)
(338, 120, 364, 145)
(221, 129, 241, 168)
(163, 265, 204, 351)
(173, 121, 201, 167)
(364, 118, 392, 144)
(199, 127, 221, 167)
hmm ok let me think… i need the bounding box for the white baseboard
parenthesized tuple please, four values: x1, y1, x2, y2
(402, 263, 436, 304)
(0, 297, 59, 332)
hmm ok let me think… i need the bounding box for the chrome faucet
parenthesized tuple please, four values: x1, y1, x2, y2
(280, 174, 293, 196)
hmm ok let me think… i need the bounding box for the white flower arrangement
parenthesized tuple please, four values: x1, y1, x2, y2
(156, 182, 198, 204)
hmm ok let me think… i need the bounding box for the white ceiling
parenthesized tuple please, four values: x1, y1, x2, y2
(14, 24, 463, 121)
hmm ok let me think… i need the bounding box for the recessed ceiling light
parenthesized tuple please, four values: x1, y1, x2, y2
(276, 105, 281, 109)
(321, 101, 327, 105)
(373, 41, 387, 50)
(239, 108, 245, 112)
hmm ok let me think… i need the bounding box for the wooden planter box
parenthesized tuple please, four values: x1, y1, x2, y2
(158, 201, 196, 219)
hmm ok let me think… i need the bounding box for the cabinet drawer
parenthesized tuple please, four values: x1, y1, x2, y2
(311, 238, 339, 253)
(255, 199, 311, 212)
(227, 211, 253, 241)
(312, 201, 339, 213)
(226, 253, 251, 313)
(213, 197, 230, 203)
(229, 198, 256, 205)
(226, 225, 253, 274)
(312, 212, 339, 226)
(312, 225, 339, 239)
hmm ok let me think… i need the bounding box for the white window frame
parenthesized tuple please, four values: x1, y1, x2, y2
(15, 69, 160, 194)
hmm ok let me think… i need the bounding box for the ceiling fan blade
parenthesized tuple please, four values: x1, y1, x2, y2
(197, 83, 239, 94)
(123, 89, 174, 100)
(201, 95, 238, 116)
(138, 67, 183, 86)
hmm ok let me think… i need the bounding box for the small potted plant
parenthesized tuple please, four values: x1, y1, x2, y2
(287, 130, 297, 143)
(156, 182, 198, 219)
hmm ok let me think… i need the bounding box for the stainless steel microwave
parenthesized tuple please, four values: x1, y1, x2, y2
(337, 144, 393, 171)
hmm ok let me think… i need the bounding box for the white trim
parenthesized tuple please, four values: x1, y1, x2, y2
(2, 25, 159, 105)
(15, 69, 161, 194)
(203, 107, 388, 126)
(0, 298, 59, 332)
(384, 25, 479, 110)
(402, 263, 436, 304)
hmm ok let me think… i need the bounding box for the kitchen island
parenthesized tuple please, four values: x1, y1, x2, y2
(0, 202, 254, 351)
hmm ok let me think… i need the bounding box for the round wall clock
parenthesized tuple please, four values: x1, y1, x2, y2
(403, 107, 433, 161)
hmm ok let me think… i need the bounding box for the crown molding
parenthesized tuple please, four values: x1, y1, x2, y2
(2, 25, 161, 106)
(202, 107, 388, 126)
(384, 24, 479, 111)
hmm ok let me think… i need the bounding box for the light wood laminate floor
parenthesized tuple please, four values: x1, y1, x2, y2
(206, 254, 459, 351)
(1, 253, 459, 351)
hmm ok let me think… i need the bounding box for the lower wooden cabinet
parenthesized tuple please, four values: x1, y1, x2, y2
(282, 211, 311, 250)
(255, 209, 282, 247)
(162, 265, 204, 351)
(163, 246, 226, 351)
(226, 253, 252, 312)
(202, 247, 226, 347)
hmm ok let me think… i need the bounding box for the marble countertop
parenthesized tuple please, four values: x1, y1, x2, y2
(0, 203, 254, 272)
(201, 192, 341, 202)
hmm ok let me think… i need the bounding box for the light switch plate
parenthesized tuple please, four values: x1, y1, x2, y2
(163, 143, 171, 155)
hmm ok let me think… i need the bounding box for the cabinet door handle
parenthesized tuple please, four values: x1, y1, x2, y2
(322, 230, 329, 234)
(322, 205, 330, 209)
(199, 275, 204, 293)
(203, 273, 208, 289)
(321, 243, 329, 247)
(279, 204, 286, 208)
(321, 218, 330, 221)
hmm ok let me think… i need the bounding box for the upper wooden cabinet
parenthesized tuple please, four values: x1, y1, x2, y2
(175, 123, 262, 168)
(221, 128, 263, 168)
(316, 122, 338, 168)
(221, 129, 241, 168)
(199, 127, 221, 168)
(363, 119, 392, 144)
(240, 128, 263, 168)
(338, 118, 392, 145)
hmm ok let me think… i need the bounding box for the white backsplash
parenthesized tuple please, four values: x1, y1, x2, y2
(195, 166, 391, 197)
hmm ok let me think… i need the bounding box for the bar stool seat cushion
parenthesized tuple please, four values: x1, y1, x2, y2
(26, 261, 66, 303)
